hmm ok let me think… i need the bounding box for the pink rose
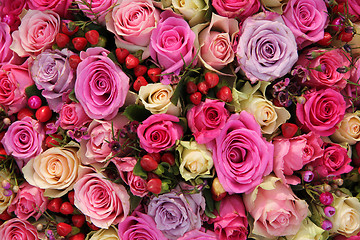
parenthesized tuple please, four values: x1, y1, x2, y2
(10, 10, 60, 57)
(177, 229, 218, 240)
(207, 111, 273, 194)
(8, 182, 48, 221)
(338, 0, 360, 21)
(75, 47, 130, 120)
(0, 218, 39, 240)
(211, 195, 248, 240)
(27, 0, 73, 18)
(74, 172, 130, 229)
(187, 99, 229, 144)
(59, 102, 91, 130)
(0, 0, 26, 17)
(2, 117, 45, 169)
(282, 0, 328, 49)
(243, 175, 309, 239)
(105, 0, 160, 59)
(137, 113, 184, 153)
(296, 88, 346, 136)
(273, 132, 324, 185)
(212, 0, 260, 20)
(78, 0, 117, 24)
(296, 48, 351, 90)
(0, 22, 14, 66)
(0, 62, 33, 115)
(342, 56, 360, 108)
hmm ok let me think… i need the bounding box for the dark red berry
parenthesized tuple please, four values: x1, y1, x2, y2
(141, 155, 158, 172)
(281, 123, 298, 138)
(69, 55, 81, 69)
(204, 72, 219, 88)
(17, 108, 34, 120)
(147, 178, 162, 194)
(60, 202, 74, 215)
(72, 214, 86, 228)
(125, 54, 140, 69)
(0, 211, 11, 220)
(186, 81, 197, 94)
(0, 148, 6, 160)
(69, 233, 85, 240)
(72, 37, 88, 51)
(61, 20, 79, 36)
(133, 76, 148, 91)
(331, 17, 344, 32)
(190, 92, 202, 105)
(47, 198, 62, 213)
(147, 68, 162, 83)
(115, 48, 129, 64)
(57, 222, 72, 237)
(317, 32, 332, 46)
(148, 152, 161, 163)
(339, 31, 353, 42)
(197, 82, 209, 95)
(35, 106, 52, 122)
(85, 30, 99, 45)
(216, 86, 233, 102)
(68, 191, 75, 205)
(161, 152, 175, 166)
(55, 33, 70, 48)
(134, 65, 147, 77)
(87, 221, 100, 231)
(333, 3, 345, 15)
(45, 134, 63, 148)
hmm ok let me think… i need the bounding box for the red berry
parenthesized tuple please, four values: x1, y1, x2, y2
(161, 152, 175, 166)
(17, 108, 34, 120)
(69, 55, 81, 69)
(317, 32, 332, 46)
(28, 95, 42, 109)
(331, 17, 344, 32)
(186, 81, 197, 94)
(319, 192, 334, 206)
(125, 54, 139, 69)
(60, 202, 74, 215)
(72, 214, 86, 228)
(190, 92, 202, 105)
(57, 222, 72, 237)
(115, 48, 129, 64)
(85, 30, 100, 45)
(141, 155, 158, 172)
(147, 172, 160, 180)
(55, 33, 70, 48)
(45, 134, 63, 148)
(87, 221, 100, 231)
(281, 123, 298, 138)
(133, 76, 148, 91)
(147, 178, 162, 194)
(216, 86, 233, 102)
(333, 3, 345, 15)
(69, 233, 85, 240)
(147, 68, 162, 83)
(72, 37, 88, 51)
(47, 198, 63, 213)
(134, 65, 147, 77)
(68, 191, 75, 205)
(149, 152, 161, 163)
(0, 211, 11, 220)
(61, 20, 79, 36)
(0, 131, 5, 143)
(339, 31, 353, 42)
(0, 148, 6, 160)
(35, 106, 52, 122)
(197, 82, 209, 95)
(204, 72, 219, 89)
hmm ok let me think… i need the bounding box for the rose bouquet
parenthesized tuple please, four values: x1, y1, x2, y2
(1, 0, 360, 239)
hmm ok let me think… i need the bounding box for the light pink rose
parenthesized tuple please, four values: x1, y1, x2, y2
(10, 10, 60, 57)
(273, 132, 324, 185)
(212, 0, 260, 20)
(296, 88, 346, 136)
(78, 0, 117, 24)
(282, 0, 328, 49)
(0, 22, 14, 66)
(8, 182, 48, 221)
(187, 99, 229, 144)
(0, 62, 33, 115)
(74, 172, 130, 229)
(106, 0, 160, 59)
(243, 175, 309, 239)
(27, 0, 74, 18)
(59, 102, 91, 130)
(0, 218, 39, 240)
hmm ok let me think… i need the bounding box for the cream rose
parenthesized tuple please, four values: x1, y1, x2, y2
(261, 0, 288, 14)
(286, 218, 325, 240)
(329, 196, 360, 237)
(331, 112, 360, 145)
(171, 0, 209, 27)
(0, 170, 14, 214)
(137, 83, 180, 115)
(22, 147, 89, 198)
(177, 141, 213, 181)
(87, 226, 119, 240)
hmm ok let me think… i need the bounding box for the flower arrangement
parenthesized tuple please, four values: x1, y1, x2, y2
(1, 0, 360, 239)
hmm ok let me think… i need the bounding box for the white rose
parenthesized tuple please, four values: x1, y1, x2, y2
(171, 0, 209, 27)
(286, 218, 325, 240)
(331, 112, 360, 145)
(87, 226, 119, 240)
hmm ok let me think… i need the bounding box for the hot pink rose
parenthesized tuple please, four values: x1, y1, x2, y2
(187, 99, 229, 144)
(2, 117, 45, 169)
(0, 22, 14, 66)
(0, 0, 26, 17)
(212, 0, 260, 20)
(78, 0, 116, 24)
(59, 102, 91, 130)
(342, 56, 360, 108)
(207, 111, 273, 194)
(137, 114, 184, 153)
(243, 175, 309, 239)
(296, 88, 346, 136)
(74, 172, 130, 229)
(177, 229, 218, 240)
(282, 0, 328, 49)
(27, 0, 73, 18)
(0, 62, 33, 115)
(338, 0, 360, 21)
(8, 182, 48, 221)
(0, 218, 39, 240)
(75, 47, 130, 120)
(10, 10, 60, 57)
(273, 132, 324, 185)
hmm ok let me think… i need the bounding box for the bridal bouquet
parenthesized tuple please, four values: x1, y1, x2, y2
(1, 0, 360, 239)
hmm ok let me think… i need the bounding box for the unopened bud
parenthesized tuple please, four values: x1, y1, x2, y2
(3, 118, 10, 125)
(336, 66, 350, 73)
(36, 223, 43, 231)
(3, 189, 12, 197)
(1, 180, 11, 190)
(12, 185, 19, 193)
(334, 178, 343, 186)
(297, 96, 306, 104)
(324, 184, 332, 192)
(301, 171, 314, 182)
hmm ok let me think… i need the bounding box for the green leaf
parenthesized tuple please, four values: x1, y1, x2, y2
(205, 207, 216, 219)
(203, 188, 214, 212)
(339, 187, 353, 197)
(133, 159, 148, 179)
(107, 52, 122, 67)
(25, 85, 42, 98)
(123, 105, 152, 122)
(68, 89, 79, 103)
(170, 77, 186, 105)
(153, 164, 165, 176)
(129, 192, 142, 213)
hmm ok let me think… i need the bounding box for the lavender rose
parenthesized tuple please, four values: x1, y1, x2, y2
(75, 47, 130, 120)
(1, 117, 45, 169)
(0, 218, 39, 240)
(236, 12, 298, 82)
(30, 49, 75, 112)
(212, 0, 260, 20)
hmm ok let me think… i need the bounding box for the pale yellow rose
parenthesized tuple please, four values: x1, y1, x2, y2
(286, 218, 325, 240)
(172, 0, 209, 26)
(331, 112, 360, 145)
(261, 0, 289, 14)
(137, 83, 180, 115)
(177, 141, 213, 181)
(0, 170, 14, 214)
(86, 226, 119, 240)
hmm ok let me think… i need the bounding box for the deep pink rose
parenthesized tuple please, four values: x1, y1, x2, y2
(282, 0, 328, 49)
(59, 102, 91, 130)
(337, 0, 360, 21)
(0, 62, 33, 115)
(78, 0, 117, 24)
(296, 48, 351, 90)
(137, 113, 184, 153)
(0, 218, 39, 240)
(0, 22, 14, 66)
(207, 111, 273, 194)
(74, 172, 130, 229)
(273, 132, 324, 185)
(1, 117, 45, 169)
(211, 195, 248, 240)
(187, 99, 229, 144)
(212, 0, 260, 20)
(296, 88, 346, 136)
(27, 0, 73, 18)
(177, 229, 218, 240)
(10, 10, 60, 57)
(8, 182, 48, 220)
(75, 47, 130, 120)
(0, 0, 26, 17)
(342, 56, 360, 108)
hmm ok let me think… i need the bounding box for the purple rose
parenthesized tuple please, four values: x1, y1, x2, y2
(30, 49, 75, 112)
(177, 229, 218, 240)
(1, 117, 45, 169)
(147, 186, 205, 239)
(75, 47, 130, 120)
(236, 12, 298, 82)
(118, 210, 167, 240)
(0, 218, 39, 240)
(207, 111, 273, 194)
(59, 102, 91, 130)
(282, 0, 328, 49)
(0, 22, 14, 66)
(137, 114, 184, 153)
(212, 0, 260, 20)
